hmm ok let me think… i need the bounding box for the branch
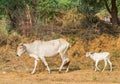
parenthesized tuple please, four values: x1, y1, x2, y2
(103, 0, 111, 14)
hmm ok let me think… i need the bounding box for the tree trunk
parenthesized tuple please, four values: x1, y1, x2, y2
(31, 0, 38, 26)
(8, 12, 17, 29)
(7, 5, 20, 31)
(104, 0, 118, 26)
(110, 0, 118, 26)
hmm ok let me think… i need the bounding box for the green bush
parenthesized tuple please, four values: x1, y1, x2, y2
(0, 23, 8, 46)
(0, 22, 21, 47)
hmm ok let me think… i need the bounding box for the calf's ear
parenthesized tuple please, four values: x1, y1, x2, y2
(90, 52, 94, 54)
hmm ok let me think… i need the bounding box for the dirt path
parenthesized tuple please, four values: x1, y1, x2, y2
(0, 70, 119, 84)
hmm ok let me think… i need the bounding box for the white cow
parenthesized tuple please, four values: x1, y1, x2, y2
(16, 38, 70, 74)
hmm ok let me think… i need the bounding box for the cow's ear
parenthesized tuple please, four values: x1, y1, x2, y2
(19, 43, 24, 46)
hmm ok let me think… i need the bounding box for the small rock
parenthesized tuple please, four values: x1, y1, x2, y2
(3, 71, 6, 74)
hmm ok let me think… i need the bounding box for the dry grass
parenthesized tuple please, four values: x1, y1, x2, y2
(0, 35, 120, 72)
(0, 35, 120, 84)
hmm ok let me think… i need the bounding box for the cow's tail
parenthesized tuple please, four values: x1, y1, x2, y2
(63, 42, 70, 55)
(63, 42, 70, 67)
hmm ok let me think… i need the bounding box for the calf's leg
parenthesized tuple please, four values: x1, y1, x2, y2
(95, 60, 100, 71)
(107, 59, 112, 72)
(31, 59, 38, 74)
(102, 59, 107, 72)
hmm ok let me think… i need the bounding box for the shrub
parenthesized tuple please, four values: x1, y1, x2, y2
(0, 23, 8, 46)
(7, 31, 21, 48)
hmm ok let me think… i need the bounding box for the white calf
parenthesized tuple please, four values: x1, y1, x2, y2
(16, 39, 70, 74)
(86, 52, 112, 72)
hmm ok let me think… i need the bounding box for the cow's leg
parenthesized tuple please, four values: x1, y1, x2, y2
(64, 58, 70, 72)
(31, 59, 38, 74)
(59, 53, 65, 73)
(63, 54, 70, 72)
(59, 60, 65, 73)
(59, 45, 70, 73)
(59, 53, 70, 73)
(61, 54, 70, 72)
(40, 57, 51, 74)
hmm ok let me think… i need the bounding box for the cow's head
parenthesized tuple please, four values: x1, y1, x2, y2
(16, 43, 26, 57)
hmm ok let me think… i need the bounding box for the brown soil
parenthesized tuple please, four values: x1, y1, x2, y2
(0, 70, 119, 84)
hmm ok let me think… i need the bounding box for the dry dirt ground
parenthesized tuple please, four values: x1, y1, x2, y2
(0, 70, 120, 84)
(0, 36, 120, 84)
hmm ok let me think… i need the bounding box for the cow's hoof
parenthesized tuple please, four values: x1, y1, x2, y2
(58, 71, 61, 73)
(63, 61, 70, 67)
(48, 71, 51, 74)
(31, 72, 34, 75)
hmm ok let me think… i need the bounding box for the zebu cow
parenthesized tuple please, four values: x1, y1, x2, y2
(16, 39, 70, 74)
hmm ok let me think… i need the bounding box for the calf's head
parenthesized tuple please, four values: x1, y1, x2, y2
(86, 52, 92, 57)
(16, 43, 26, 57)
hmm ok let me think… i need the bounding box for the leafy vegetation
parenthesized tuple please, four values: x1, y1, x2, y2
(0, 0, 120, 51)
(0, 0, 119, 44)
